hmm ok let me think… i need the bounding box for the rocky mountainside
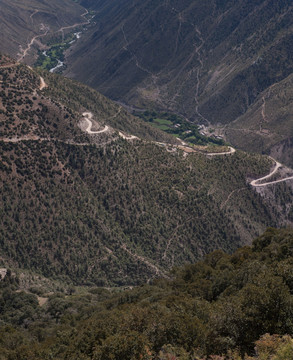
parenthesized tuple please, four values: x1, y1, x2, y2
(64, 0, 293, 165)
(1, 55, 292, 286)
(0, 0, 84, 62)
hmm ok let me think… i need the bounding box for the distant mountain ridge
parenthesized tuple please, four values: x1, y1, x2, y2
(1, 0, 292, 165)
(65, 0, 293, 165)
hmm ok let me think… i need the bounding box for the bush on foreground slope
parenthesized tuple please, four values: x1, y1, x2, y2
(0, 228, 293, 359)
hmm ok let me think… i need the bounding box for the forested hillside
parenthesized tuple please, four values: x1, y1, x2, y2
(0, 228, 293, 359)
(1, 55, 292, 286)
(0, 2, 293, 358)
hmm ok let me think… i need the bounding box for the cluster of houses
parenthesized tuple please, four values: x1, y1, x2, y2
(198, 125, 223, 140)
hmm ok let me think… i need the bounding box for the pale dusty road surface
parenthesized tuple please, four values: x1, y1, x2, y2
(82, 112, 109, 134)
(0, 136, 44, 143)
(0, 63, 18, 69)
(37, 296, 48, 306)
(254, 175, 293, 187)
(39, 76, 47, 90)
(17, 27, 49, 62)
(206, 146, 236, 156)
(18, 8, 90, 61)
(176, 144, 236, 156)
(58, 9, 90, 37)
(82, 112, 139, 139)
(119, 131, 138, 140)
(27, 66, 47, 90)
(250, 158, 293, 187)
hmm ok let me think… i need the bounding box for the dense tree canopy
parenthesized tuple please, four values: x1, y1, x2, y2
(0, 228, 293, 359)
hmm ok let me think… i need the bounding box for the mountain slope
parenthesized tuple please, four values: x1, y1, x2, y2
(224, 72, 293, 166)
(0, 0, 85, 61)
(1, 55, 293, 286)
(0, 228, 293, 359)
(65, 0, 293, 164)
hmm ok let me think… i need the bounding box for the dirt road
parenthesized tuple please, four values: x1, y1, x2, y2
(82, 112, 109, 134)
(250, 158, 293, 187)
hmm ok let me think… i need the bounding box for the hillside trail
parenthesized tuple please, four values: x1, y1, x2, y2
(58, 9, 90, 41)
(162, 212, 206, 264)
(259, 83, 277, 133)
(17, 8, 89, 61)
(120, 26, 166, 108)
(0, 62, 47, 91)
(163, 5, 211, 126)
(260, 95, 267, 131)
(0, 63, 235, 155)
(30, 10, 40, 24)
(121, 243, 168, 280)
(193, 26, 210, 126)
(118, 132, 138, 140)
(27, 65, 47, 91)
(220, 187, 246, 210)
(17, 26, 49, 62)
(1, 108, 235, 156)
(0, 63, 19, 69)
(121, 26, 154, 77)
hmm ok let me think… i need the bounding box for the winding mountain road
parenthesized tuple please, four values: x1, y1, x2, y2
(82, 112, 139, 140)
(57, 9, 90, 40)
(17, 26, 49, 62)
(206, 146, 236, 156)
(17, 8, 90, 62)
(250, 158, 293, 187)
(82, 112, 109, 134)
(2, 96, 292, 190)
(82, 111, 236, 156)
(1, 62, 47, 91)
(118, 132, 138, 140)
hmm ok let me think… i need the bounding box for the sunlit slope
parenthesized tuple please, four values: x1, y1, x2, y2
(1, 56, 292, 286)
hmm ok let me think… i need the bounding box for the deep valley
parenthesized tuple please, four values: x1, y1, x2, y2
(0, 1, 293, 359)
